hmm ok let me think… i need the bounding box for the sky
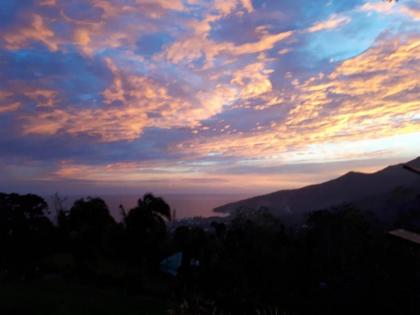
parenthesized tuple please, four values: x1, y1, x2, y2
(0, 0, 419, 196)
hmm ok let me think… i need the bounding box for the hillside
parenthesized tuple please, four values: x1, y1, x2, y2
(215, 157, 420, 219)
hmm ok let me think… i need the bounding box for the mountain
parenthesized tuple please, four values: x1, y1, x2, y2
(214, 157, 420, 221)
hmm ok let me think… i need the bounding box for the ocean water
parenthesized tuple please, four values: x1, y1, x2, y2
(46, 194, 252, 222)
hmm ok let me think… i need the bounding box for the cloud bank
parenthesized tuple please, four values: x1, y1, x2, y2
(0, 0, 419, 194)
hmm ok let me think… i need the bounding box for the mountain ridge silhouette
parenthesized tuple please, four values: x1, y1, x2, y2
(214, 156, 420, 217)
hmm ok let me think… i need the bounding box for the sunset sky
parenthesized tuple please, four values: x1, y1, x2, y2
(0, 0, 419, 195)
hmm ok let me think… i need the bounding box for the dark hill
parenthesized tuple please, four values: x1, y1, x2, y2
(215, 157, 420, 219)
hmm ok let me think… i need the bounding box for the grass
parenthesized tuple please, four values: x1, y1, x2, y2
(0, 278, 170, 315)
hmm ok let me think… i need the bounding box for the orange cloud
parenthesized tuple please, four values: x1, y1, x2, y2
(213, 0, 253, 16)
(50, 159, 332, 193)
(22, 106, 149, 141)
(160, 1, 291, 68)
(102, 58, 126, 104)
(20, 49, 280, 142)
(0, 91, 20, 114)
(400, 5, 420, 21)
(54, 0, 186, 56)
(139, 0, 186, 12)
(1, 14, 60, 51)
(18, 57, 220, 141)
(39, 0, 57, 6)
(162, 30, 292, 67)
(360, 2, 395, 14)
(0, 91, 12, 100)
(231, 61, 273, 99)
(173, 34, 420, 161)
(50, 153, 413, 193)
(24, 89, 58, 107)
(73, 28, 92, 54)
(360, 2, 419, 21)
(0, 102, 21, 114)
(307, 15, 351, 33)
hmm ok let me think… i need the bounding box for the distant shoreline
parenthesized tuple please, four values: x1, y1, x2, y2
(43, 193, 252, 221)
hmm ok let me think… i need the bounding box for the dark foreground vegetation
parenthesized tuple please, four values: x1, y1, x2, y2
(1, 191, 420, 314)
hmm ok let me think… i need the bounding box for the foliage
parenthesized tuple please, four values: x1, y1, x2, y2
(1, 191, 420, 314)
(0, 193, 54, 271)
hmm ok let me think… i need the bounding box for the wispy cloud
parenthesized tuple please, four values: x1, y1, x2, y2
(307, 14, 351, 33)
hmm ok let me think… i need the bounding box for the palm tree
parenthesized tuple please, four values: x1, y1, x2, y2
(125, 193, 171, 229)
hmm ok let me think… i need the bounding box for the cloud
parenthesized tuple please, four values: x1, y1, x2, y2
(0, 0, 419, 193)
(231, 61, 273, 99)
(73, 28, 92, 54)
(20, 56, 234, 141)
(48, 159, 335, 193)
(138, 0, 187, 12)
(46, 151, 416, 194)
(39, 0, 57, 6)
(360, 1, 420, 21)
(18, 47, 279, 142)
(174, 34, 420, 161)
(158, 0, 292, 68)
(400, 5, 420, 21)
(1, 14, 60, 51)
(23, 89, 58, 107)
(0, 0, 192, 56)
(0, 91, 20, 114)
(22, 103, 149, 142)
(307, 14, 351, 33)
(161, 29, 292, 67)
(0, 91, 12, 100)
(360, 2, 396, 14)
(0, 102, 21, 114)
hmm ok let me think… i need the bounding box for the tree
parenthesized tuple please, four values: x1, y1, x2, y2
(68, 197, 116, 232)
(0, 193, 54, 271)
(125, 193, 171, 235)
(124, 193, 171, 264)
(50, 192, 68, 227)
(305, 204, 375, 307)
(66, 197, 117, 266)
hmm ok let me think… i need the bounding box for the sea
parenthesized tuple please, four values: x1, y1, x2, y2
(45, 194, 252, 222)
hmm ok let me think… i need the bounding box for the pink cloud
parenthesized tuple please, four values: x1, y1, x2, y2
(307, 14, 351, 33)
(1, 14, 60, 51)
(173, 34, 420, 160)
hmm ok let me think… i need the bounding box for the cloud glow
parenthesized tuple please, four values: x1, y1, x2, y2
(0, 0, 418, 194)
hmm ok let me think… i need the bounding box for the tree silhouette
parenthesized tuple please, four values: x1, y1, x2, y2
(125, 193, 171, 233)
(65, 197, 117, 268)
(68, 197, 116, 231)
(124, 193, 171, 265)
(0, 193, 53, 272)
